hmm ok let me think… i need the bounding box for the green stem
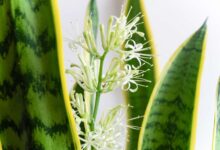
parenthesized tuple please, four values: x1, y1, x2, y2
(89, 51, 108, 150)
(92, 52, 107, 122)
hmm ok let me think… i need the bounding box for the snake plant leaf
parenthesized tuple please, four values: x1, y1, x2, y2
(138, 21, 207, 150)
(212, 78, 220, 150)
(0, 0, 80, 149)
(124, 0, 158, 149)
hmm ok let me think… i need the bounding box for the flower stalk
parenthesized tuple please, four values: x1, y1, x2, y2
(66, 7, 152, 150)
(93, 51, 108, 121)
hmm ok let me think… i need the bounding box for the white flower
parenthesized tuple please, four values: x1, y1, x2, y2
(81, 105, 126, 150)
(70, 90, 89, 136)
(70, 90, 86, 116)
(71, 101, 143, 149)
(100, 8, 145, 52)
(101, 59, 151, 93)
(118, 40, 152, 67)
(66, 54, 98, 93)
(79, 105, 143, 150)
(121, 64, 151, 92)
(101, 58, 123, 93)
(67, 18, 100, 57)
(67, 7, 151, 93)
(67, 34, 87, 51)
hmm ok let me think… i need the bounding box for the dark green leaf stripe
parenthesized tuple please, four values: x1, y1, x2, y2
(139, 21, 207, 150)
(213, 78, 220, 150)
(0, 0, 27, 149)
(124, 0, 158, 149)
(0, 118, 26, 137)
(0, 0, 79, 149)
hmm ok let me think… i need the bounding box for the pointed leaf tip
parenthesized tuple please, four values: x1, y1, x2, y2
(185, 20, 207, 52)
(198, 18, 208, 32)
(203, 17, 208, 26)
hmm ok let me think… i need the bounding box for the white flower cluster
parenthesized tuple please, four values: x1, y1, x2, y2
(71, 91, 129, 150)
(82, 105, 126, 150)
(67, 8, 151, 93)
(67, 7, 152, 150)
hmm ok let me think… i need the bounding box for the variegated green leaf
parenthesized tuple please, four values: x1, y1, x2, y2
(124, 0, 158, 149)
(0, 0, 80, 149)
(138, 21, 207, 150)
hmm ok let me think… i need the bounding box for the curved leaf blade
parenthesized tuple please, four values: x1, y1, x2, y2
(139, 21, 207, 150)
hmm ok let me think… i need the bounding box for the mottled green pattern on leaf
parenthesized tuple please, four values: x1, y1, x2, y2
(139, 22, 207, 150)
(0, 0, 74, 149)
(125, 0, 158, 149)
(0, 1, 27, 149)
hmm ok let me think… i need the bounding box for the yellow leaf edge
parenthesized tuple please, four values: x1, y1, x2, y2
(123, 0, 160, 130)
(139, 0, 159, 80)
(0, 140, 2, 150)
(124, 0, 159, 148)
(189, 28, 207, 150)
(137, 26, 207, 150)
(50, 0, 81, 149)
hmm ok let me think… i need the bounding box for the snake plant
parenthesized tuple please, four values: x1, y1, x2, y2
(0, 0, 209, 149)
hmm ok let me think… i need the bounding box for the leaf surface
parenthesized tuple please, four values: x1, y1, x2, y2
(0, 0, 80, 149)
(138, 21, 207, 150)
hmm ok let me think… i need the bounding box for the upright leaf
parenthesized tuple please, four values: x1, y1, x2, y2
(0, 0, 80, 149)
(124, 0, 158, 149)
(138, 21, 207, 150)
(212, 78, 220, 150)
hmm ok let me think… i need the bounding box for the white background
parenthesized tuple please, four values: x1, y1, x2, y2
(58, 0, 220, 149)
